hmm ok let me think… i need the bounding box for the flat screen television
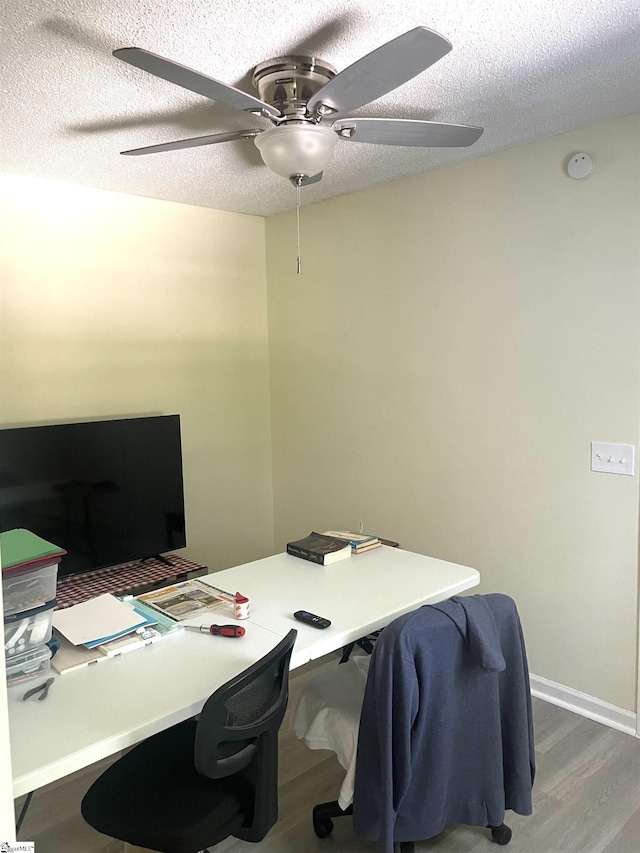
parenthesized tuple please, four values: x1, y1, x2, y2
(0, 414, 186, 578)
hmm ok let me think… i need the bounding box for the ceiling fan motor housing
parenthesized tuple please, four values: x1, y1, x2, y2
(252, 56, 337, 118)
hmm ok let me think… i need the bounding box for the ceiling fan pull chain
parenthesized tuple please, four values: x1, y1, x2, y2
(296, 179, 302, 275)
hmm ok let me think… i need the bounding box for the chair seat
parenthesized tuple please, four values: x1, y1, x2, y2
(82, 630, 297, 853)
(289, 654, 371, 810)
(82, 719, 246, 853)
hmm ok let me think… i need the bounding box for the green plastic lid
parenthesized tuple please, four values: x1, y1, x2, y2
(0, 528, 66, 572)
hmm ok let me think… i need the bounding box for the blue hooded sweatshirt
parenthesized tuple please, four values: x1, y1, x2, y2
(352, 593, 534, 851)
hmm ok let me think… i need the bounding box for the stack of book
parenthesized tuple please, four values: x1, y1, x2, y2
(51, 593, 183, 674)
(50, 578, 236, 674)
(322, 530, 382, 554)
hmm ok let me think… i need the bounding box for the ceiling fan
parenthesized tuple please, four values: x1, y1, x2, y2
(113, 26, 483, 187)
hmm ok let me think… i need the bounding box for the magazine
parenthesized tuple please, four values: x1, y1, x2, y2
(136, 579, 230, 622)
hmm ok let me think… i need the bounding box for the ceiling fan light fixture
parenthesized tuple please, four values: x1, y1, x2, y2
(254, 125, 337, 180)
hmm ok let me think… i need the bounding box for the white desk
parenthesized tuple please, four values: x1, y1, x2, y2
(9, 547, 479, 798)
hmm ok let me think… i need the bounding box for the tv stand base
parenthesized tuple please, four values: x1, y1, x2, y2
(141, 553, 175, 568)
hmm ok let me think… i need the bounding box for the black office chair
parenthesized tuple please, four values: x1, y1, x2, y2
(81, 629, 297, 853)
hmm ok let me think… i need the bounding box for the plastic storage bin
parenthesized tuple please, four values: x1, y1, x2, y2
(4, 599, 56, 657)
(6, 644, 52, 700)
(2, 559, 59, 617)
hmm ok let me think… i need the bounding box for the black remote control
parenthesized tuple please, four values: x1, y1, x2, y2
(294, 610, 331, 629)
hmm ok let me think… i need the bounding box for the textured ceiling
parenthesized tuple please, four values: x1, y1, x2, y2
(2, 0, 639, 217)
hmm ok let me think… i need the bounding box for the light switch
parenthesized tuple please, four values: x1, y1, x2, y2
(591, 442, 635, 476)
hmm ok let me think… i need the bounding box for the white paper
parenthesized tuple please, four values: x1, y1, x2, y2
(52, 593, 145, 645)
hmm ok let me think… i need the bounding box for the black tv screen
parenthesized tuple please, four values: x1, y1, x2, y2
(0, 415, 186, 578)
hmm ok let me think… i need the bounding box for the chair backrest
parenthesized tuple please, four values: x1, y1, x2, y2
(194, 628, 297, 841)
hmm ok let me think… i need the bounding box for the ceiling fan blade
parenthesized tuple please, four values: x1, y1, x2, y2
(332, 118, 483, 147)
(121, 129, 262, 156)
(306, 27, 451, 118)
(113, 48, 281, 118)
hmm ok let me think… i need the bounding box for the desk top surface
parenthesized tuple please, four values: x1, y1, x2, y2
(209, 547, 480, 665)
(8, 547, 479, 797)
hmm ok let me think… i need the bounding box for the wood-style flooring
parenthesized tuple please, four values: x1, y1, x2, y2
(13, 656, 640, 853)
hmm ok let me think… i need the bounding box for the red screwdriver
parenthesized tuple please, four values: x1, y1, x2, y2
(185, 624, 246, 638)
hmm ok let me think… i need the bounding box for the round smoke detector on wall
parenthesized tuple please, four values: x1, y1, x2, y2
(567, 152, 593, 179)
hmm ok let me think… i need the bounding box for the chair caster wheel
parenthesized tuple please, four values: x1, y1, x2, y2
(490, 823, 512, 845)
(313, 817, 334, 838)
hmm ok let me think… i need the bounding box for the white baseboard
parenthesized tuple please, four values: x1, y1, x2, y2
(530, 673, 637, 737)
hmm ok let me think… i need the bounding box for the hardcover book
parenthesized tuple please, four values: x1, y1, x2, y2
(350, 540, 382, 553)
(322, 530, 381, 552)
(286, 532, 352, 565)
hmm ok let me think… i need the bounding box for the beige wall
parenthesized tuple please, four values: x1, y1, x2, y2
(0, 173, 274, 571)
(266, 114, 640, 712)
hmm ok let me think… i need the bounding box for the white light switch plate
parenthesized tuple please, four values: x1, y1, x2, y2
(591, 442, 635, 476)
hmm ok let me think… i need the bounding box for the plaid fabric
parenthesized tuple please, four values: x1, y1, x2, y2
(55, 556, 207, 609)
